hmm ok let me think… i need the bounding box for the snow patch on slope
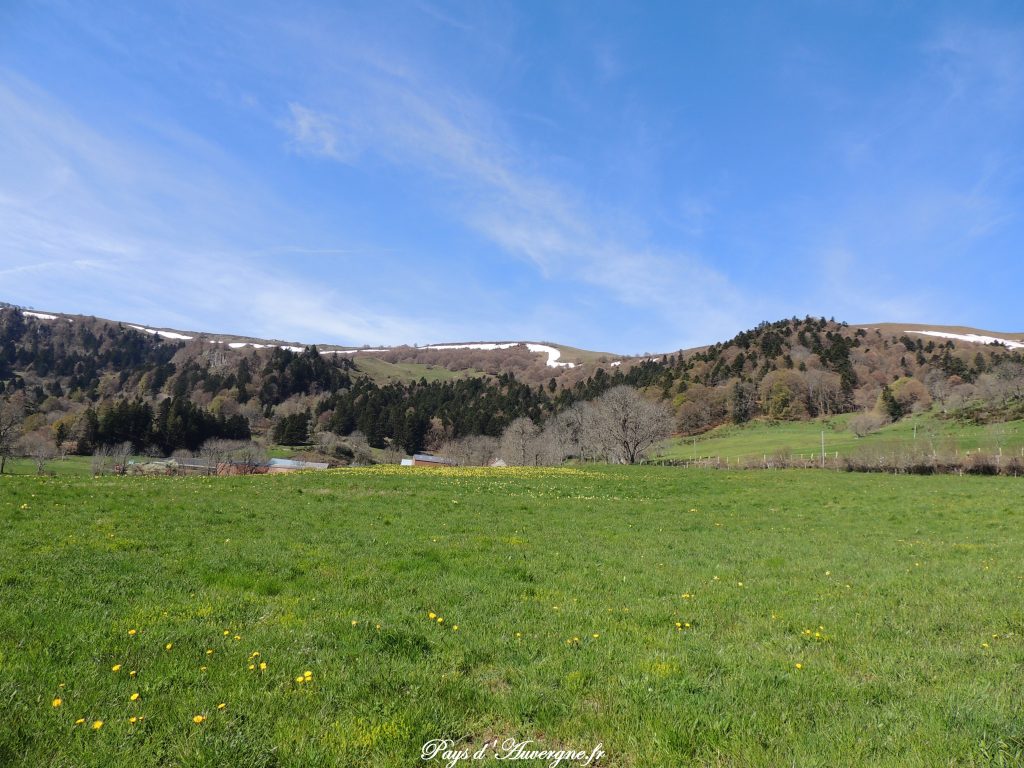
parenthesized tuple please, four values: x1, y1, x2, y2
(331, 341, 576, 368)
(226, 341, 305, 352)
(129, 324, 194, 341)
(906, 330, 1024, 350)
(416, 342, 574, 368)
(323, 348, 390, 354)
(23, 311, 58, 320)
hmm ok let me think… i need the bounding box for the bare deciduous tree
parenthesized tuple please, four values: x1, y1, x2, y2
(232, 441, 268, 474)
(849, 412, 888, 438)
(91, 442, 132, 476)
(19, 429, 56, 474)
(588, 386, 674, 464)
(500, 417, 540, 466)
(0, 395, 26, 474)
(438, 434, 500, 466)
(347, 431, 374, 465)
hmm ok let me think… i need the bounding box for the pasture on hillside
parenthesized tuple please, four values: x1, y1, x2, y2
(655, 413, 1024, 467)
(1, 467, 1022, 766)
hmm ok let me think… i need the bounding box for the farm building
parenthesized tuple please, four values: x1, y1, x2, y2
(406, 453, 456, 468)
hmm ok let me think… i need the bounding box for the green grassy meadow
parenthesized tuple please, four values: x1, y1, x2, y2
(2, 466, 1023, 766)
(655, 413, 1024, 465)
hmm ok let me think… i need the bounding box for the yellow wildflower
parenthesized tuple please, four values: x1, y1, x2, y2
(217, 703, 226, 710)
(193, 715, 205, 724)
(129, 670, 137, 678)
(795, 663, 803, 670)
(129, 716, 138, 724)
(428, 612, 436, 620)
(206, 649, 214, 655)
(295, 676, 304, 683)
(259, 662, 267, 671)
(111, 664, 122, 672)
(52, 698, 62, 708)
(128, 629, 137, 636)
(165, 642, 173, 651)
(129, 693, 140, 702)
(74, 718, 85, 726)
(92, 720, 104, 730)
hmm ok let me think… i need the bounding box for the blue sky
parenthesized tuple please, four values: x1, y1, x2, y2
(1, 1, 1022, 353)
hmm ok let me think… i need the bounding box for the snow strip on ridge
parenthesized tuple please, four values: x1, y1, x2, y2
(23, 311, 58, 320)
(524, 343, 575, 368)
(226, 341, 305, 352)
(129, 324, 194, 341)
(424, 342, 520, 352)
(414, 342, 574, 368)
(905, 330, 1024, 350)
(332, 341, 575, 368)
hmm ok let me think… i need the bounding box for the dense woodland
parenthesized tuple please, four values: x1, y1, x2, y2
(1, 306, 1022, 467)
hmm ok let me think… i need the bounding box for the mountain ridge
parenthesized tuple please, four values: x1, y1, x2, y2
(14, 304, 1024, 362)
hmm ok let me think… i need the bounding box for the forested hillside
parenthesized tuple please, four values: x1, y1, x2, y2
(1, 306, 1021, 465)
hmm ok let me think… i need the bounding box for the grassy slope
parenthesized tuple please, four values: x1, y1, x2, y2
(2, 467, 1023, 767)
(655, 413, 1024, 463)
(352, 357, 483, 384)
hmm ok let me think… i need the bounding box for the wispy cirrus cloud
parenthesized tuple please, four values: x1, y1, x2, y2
(276, 43, 755, 346)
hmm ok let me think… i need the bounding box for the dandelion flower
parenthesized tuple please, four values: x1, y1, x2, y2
(303, 670, 312, 679)
(295, 676, 304, 684)
(259, 661, 267, 671)
(92, 720, 104, 730)
(52, 698, 62, 708)
(248, 664, 255, 670)
(217, 703, 226, 710)
(75, 718, 85, 726)
(165, 643, 173, 651)
(223, 630, 230, 636)
(452, 625, 459, 631)
(206, 649, 214, 655)
(111, 664, 122, 672)
(437, 617, 444, 624)
(200, 665, 208, 672)
(128, 629, 137, 636)
(193, 715, 205, 724)
(129, 670, 137, 678)
(592, 633, 600, 639)
(129, 716, 138, 724)
(249, 651, 260, 658)
(351, 620, 358, 626)
(795, 663, 803, 670)
(428, 612, 436, 620)
(130, 693, 140, 702)
(233, 635, 240, 641)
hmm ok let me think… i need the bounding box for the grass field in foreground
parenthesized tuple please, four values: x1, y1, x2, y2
(654, 413, 1024, 464)
(1, 467, 1023, 767)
